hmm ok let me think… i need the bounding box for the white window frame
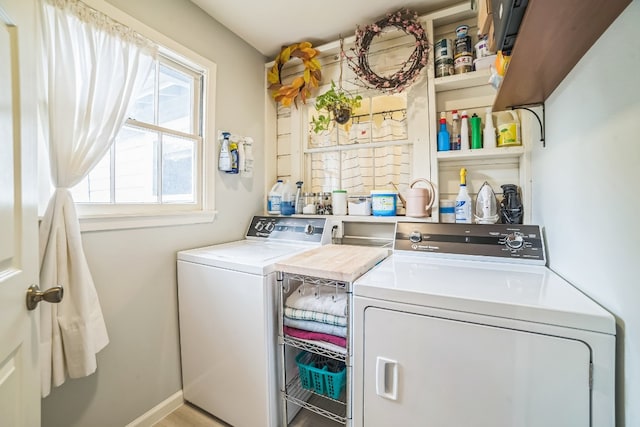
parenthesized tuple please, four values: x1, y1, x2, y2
(41, 0, 218, 232)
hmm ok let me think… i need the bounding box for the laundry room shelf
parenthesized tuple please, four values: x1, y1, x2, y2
(284, 374, 347, 424)
(282, 336, 347, 361)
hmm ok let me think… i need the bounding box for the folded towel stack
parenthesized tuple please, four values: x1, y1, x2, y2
(284, 283, 347, 348)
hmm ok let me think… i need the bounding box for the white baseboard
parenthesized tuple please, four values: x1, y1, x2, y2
(126, 390, 184, 427)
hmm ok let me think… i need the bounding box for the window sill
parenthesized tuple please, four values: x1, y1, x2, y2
(75, 210, 217, 232)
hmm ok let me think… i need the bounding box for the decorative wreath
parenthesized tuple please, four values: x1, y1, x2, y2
(267, 42, 322, 107)
(348, 9, 429, 93)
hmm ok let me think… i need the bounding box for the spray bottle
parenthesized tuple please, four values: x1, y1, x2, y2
(437, 113, 450, 151)
(455, 167, 472, 223)
(218, 131, 232, 171)
(460, 111, 470, 151)
(295, 181, 304, 214)
(226, 139, 239, 174)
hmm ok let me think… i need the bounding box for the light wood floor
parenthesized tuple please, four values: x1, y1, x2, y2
(154, 402, 341, 427)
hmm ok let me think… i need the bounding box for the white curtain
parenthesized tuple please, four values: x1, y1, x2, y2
(38, 0, 157, 397)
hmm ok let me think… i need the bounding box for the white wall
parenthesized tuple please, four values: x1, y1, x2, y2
(530, 1, 639, 425)
(40, 0, 266, 426)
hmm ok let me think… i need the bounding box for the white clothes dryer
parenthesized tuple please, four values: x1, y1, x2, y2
(177, 216, 330, 427)
(352, 222, 615, 427)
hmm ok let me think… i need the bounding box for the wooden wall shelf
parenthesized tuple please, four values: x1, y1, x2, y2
(493, 0, 632, 111)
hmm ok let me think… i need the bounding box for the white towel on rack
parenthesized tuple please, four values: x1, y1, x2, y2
(284, 306, 347, 326)
(285, 284, 347, 317)
(283, 317, 347, 338)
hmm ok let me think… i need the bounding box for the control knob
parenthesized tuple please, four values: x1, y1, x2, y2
(505, 232, 524, 249)
(254, 221, 264, 232)
(409, 231, 422, 243)
(304, 224, 315, 235)
(264, 222, 275, 233)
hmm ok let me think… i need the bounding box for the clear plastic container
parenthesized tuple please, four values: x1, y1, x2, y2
(302, 192, 316, 214)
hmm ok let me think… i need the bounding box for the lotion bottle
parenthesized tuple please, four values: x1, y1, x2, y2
(455, 167, 472, 223)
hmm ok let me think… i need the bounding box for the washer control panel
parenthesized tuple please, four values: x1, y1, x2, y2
(246, 216, 327, 243)
(394, 222, 545, 264)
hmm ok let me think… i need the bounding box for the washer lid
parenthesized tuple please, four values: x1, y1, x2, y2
(353, 254, 615, 335)
(177, 240, 312, 274)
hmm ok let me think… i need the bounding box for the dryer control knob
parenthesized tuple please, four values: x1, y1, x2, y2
(304, 224, 315, 235)
(409, 231, 422, 243)
(505, 232, 524, 249)
(254, 221, 264, 231)
(264, 222, 275, 232)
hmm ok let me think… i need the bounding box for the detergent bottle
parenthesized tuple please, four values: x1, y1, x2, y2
(455, 167, 472, 223)
(497, 110, 521, 147)
(267, 180, 283, 215)
(280, 180, 296, 216)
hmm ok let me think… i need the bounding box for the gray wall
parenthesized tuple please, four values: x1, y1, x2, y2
(40, 0, 266, 426)
(530, 1, 639, 425)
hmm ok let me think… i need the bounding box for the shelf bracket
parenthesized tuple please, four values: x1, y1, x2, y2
(510, 103, 545, 147)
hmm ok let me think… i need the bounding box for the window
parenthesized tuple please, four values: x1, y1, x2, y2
(303, 93, 411, 194)
(72, 53, 204, 209)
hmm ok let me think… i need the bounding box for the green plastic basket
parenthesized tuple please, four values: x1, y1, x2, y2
(295, 351, 346, 399)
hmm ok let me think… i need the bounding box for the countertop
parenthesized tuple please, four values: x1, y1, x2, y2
(275, 244, 390, 282)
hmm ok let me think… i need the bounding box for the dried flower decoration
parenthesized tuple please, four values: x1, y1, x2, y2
(347, 9, 430, 93)
(267, 42, 322, 107)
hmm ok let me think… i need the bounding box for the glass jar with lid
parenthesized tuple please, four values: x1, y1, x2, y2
(302, 192, 316, 214)
(322, 192, 332, 215)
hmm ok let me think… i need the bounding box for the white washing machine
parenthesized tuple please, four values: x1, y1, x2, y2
(352, 222, 616, 427)
(177, 216, 330, 427)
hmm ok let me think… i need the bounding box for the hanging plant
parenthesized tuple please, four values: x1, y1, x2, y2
(347, 8, 430, 93)
(267, 42, 322, 108)
(311, 81, 363, 133)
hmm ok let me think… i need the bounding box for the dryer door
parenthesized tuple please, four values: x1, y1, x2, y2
(362, 307, 591, 427)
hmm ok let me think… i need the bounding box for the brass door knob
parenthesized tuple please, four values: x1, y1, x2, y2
(26, 285, 64, 311)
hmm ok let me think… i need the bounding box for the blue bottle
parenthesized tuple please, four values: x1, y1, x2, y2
(437, 115, 450, 151)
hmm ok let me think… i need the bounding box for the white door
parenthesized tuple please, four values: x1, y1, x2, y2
(362, 307, 591, 427)
(0, 0, 43, 426)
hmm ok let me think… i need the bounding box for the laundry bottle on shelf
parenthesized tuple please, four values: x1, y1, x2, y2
(218, 131, 232, 171)
(280, 180, 296, 216)
(267, 180, 283, 215)
(470, 113, 482, 149)
(455, 167, 472, 223)
(437, 113, 450, 151)
(483, 108, 497, 149)
(451, 110, 460, 150)
(496, 110, 521, 147)
(460, 111, 470, 150)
